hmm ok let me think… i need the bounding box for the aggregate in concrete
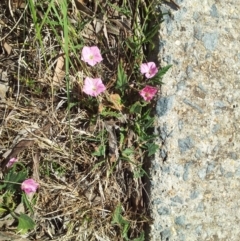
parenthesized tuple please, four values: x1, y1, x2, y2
(150, 0, 240, 240)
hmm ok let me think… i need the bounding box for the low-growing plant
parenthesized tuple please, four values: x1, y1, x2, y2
(0, 0, 171, 239)
(0, 161, 39, 234)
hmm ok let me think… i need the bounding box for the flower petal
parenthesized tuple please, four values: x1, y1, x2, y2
(83, 77, 106, 97)
(140, 62, 158, 78)
(139, 85, 158, 101)
(21, 179, 39, 195)
(81, 46, 103, 66)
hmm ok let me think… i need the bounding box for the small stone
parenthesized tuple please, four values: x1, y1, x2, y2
(193, 12, 200, 21)
(152, 162, 160, 170)
(156, 96, 174, 117)
(186, 65, 193, 78)
(220, 166, 225, 175)
(194, 26, 202, 40)
(175, 215, 186, 226)
(160, 228, 171, 241)
(210, 4, 219, 18)
(178, 119, 184, 131)
(195, 149, 203, 159)
(160, 149, 167, 159)
(159, 40, 166, 50)
(190, 190, 199, 199)
(170, 195, 183, 204)
(195, 225, 203, 235)
(161, 166, 170, 174)
(178, 136, 194, 153)
(186, 224, 192, 229)
(207, 163, 215, 174)
(196, 202, 204, 212)
(183, 165, 189, 181)
(212, 124, 220, 134)
(163, 55, 172, 64)
(228, 152, 238, 160)
(152, 198, 162, 205)
(154, 223, 163, 231)
(183, 172, 188, 181)
(183, 99, 204, 113)
(213, 143, 220, 153)
(177, 80, 186, 91)
(202, 32, 219, 51)
(157, 207, 170, 215)
(158, 123, 169, 140)
(198, 168, 207, 180)
(163, 13, 173, 35)
(184, 42, 193, 52)
(225, 172, 234, 178)
(235, 166, 240, 177)
(175, 40, 181, 45)
(205, 52, 211, 59)
(214, 101, 226, 109)
(178, 232, 186, 241)
(173, 164, 184, 177)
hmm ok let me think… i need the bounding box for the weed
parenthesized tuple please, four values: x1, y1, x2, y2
(0, 0, 170, 239)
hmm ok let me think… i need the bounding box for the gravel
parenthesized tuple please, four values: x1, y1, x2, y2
(150, 0, 240, 240)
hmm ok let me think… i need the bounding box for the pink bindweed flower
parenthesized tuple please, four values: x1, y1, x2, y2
(83, 77, 106, 97)
(81, 46, 103, 66)
(140, 62, 158, 79)
(21, 179, 39, 195)
(139, 85, 158, 101)
(6, 157, 18, 168)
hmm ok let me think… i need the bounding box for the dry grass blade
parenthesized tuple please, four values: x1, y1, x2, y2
(2, 41, 12, 55)
(104, 121, 119, 161)
(0, 83, 8, 101)
(108, 93, 123, 111)
(52, 51, 66, 86)
(0, 232, 30, 241)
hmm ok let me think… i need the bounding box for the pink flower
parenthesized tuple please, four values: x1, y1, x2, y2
(21, 179, 39, 195)
(83, 77, 106, 97)
(140, 62, 158, 78)
(139, 85, 158, 101)
(81, 46, 103, 66)
(6, 157, 18, 168)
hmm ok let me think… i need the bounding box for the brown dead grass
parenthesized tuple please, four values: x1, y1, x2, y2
(0, 0, 161, 240)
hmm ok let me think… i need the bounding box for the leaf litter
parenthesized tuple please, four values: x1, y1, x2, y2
(0, 0, 166, 240)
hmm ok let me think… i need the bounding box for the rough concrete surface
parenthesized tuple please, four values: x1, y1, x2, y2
(150, 0, 240, 240)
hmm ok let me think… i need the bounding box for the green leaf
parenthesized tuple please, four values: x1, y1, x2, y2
(17, 213, 35, 234)
(4, 167, 28, 192)
(129, 101, 147, 115)
(112, 204, 131, 240)
(100, 109, 122, 118)
(122, 222, 130, 240)
(157, 65, 172, 78)
(145, 143, 159, 156)
(68, 102, 77, 110)
(144, 24, 160, 43)
(149, 65, 172, 85)
(116, 62, 128, 94)
(132, 232, 145, 241)
(133, 167, 146, 178)
(122, 148, 134, 157)
(0, 207, 7, 215)
(92, 145, 106, 157)
(112, 204, 122, 225)
(119, 131, 125, 148)
(22, 193, 34, 214)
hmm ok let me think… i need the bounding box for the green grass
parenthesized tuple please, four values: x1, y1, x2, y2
(0, 0, 170, 240)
